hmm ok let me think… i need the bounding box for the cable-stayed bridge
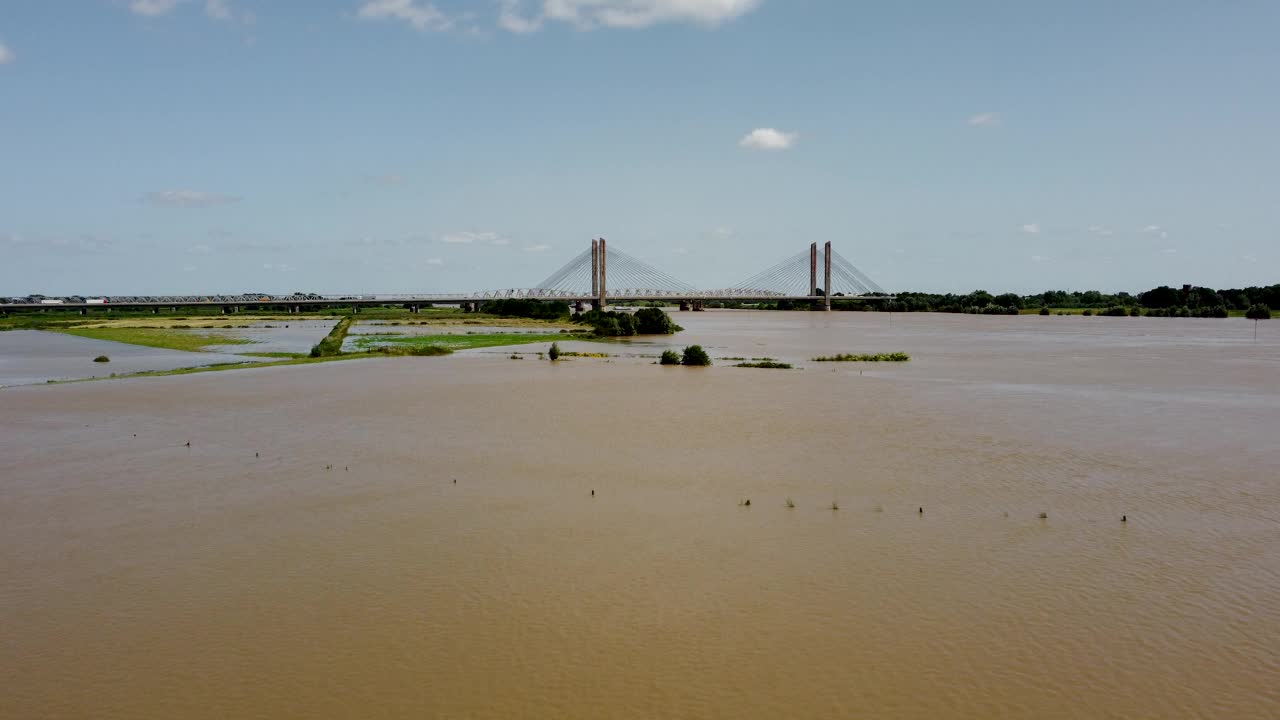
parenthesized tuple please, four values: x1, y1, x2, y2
(2, 239, 889, 313)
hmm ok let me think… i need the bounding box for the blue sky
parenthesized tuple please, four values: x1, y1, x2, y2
(2, 0, 1277, 295)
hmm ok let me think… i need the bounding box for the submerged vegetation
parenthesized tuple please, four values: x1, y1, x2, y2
(659, 350, 681, 365)
(369, 345, 452, 357)
(93, 355, 110, 363)
(733, 361, 792, 369)
(548, 342, 561, 361)
(351, 332, 579, 353)
(813, 352, 911, 362)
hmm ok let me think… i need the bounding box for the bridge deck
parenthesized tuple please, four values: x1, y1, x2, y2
(2, 295, 893, 310)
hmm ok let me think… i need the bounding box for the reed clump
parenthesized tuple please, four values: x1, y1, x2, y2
(812, 352, 910, 362)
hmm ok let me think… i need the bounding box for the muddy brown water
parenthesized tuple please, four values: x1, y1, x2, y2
(2, 311, 1278, 719)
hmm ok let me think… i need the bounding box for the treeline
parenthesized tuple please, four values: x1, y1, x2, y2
(708, 283, 1279, 317)
(576, 308, 683, 336)
(479, 298, 571, 320)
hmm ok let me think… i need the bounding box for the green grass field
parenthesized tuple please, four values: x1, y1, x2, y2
(56, 327, 255, 352)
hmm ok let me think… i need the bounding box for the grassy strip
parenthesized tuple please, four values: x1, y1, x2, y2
(734, 361, 793, 369)
(56, 327, 254, 353)
(351, 332, 589, 352)
(812, 352, 910, 362)
(309, 317, 353, 357)
(241, 351, 306, 359)
(41, 348, 453, 386)
(559, 351, 611, 358)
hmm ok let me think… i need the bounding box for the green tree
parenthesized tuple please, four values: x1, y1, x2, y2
(1140, 286, 1182, 308)
(1246, 304, 1271, 320)
(963, 290, 993, 308)
(993, 293, 1022, 309)
(548, 342, 561, 361)
(634, 307, 682, 334)
(659, 349, 680, 365)
(681, 345, 711, 366)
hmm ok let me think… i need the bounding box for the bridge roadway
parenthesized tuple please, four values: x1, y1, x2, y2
(2, 293, 892, 313)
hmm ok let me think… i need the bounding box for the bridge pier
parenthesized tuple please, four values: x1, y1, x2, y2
(679, 300, 690, 312)
(597, 237, 607, 310)
(824, 240, 833, 312)
(810, 242, 818, 297)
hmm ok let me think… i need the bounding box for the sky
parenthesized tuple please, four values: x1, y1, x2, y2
(2, 0, 1278, 295)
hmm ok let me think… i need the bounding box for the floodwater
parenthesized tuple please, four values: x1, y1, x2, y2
(0, 330, 270, 387)
(2, 311, 1278, 719)
(202, 319, 338, 354)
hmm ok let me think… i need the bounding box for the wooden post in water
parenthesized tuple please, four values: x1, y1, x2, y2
(824, 241, 833, 311)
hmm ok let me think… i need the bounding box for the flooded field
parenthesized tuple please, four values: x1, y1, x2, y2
(2, 311, 1278, 718)
(0, 329, 271, 387)
(201, 319, 337, 354)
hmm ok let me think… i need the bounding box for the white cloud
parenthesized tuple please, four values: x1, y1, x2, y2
(968, 112, 1001, 128)
(524, 244, 551, 253)
(130, 0, 181, 17)
(739, 128, 796, 151)
(1020, 223, 1040, 234)
(1141, 224, 1169, 239)
(0, 42, 13, 65)
(358, 0, 452, 31)
(143, 190, 241, 208)
(1087, 225, 1113, 236)
(441, 231, 510, 246)
(499, 0, 542, 32)
(498, 0, 759, 31)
